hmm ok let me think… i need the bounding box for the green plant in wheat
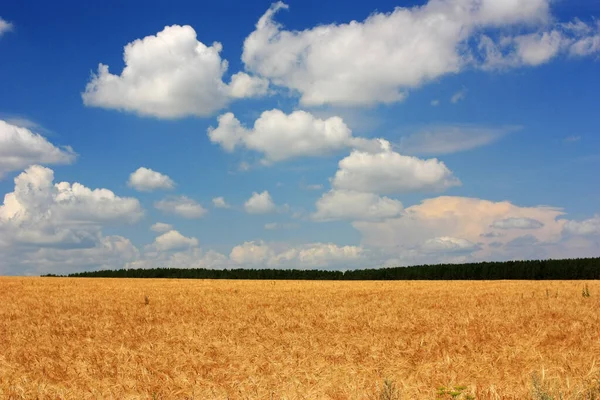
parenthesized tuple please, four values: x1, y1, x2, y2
(531, 373, 556, 400)
(582, 284, 591, 298)
(379, 379, 400, 400)
(436, 385, 474, 400)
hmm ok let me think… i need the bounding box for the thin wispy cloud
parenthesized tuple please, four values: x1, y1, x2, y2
(397, 125, 519, 156)
(450, 88, 467, 104)
(564, 135, 581, 143)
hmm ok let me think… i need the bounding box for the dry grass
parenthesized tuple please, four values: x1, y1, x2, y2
(1, 278, 599, 399)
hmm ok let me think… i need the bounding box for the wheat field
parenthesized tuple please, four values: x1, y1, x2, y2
(0, 277, 599, 399)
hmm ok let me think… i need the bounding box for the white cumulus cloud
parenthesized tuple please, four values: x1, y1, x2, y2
(150, 222, 173, 233)
(128, 167, 175, 191)
(513, 31, 565, 66)
(313, 189, 403, 221)
(228, 72, 270, 98)
(208, 109, 386, 163)
(155, 196, 207, 218)
(0, 166, 142, 275)
(0, 165, 143, 229)
(0, 119, 76, 178)
(563, 216, 600, 236)
(212, 196, 230, 208)
(82, 25, 268, 119)
(148, 230, 199, 252)
(244, 191, 276, 214)
(332, 148, 460, 195)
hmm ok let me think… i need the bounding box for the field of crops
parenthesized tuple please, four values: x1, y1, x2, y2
(1, 278, 599, 399)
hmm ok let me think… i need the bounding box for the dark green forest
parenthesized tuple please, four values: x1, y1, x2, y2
(44, 257, 600, 280)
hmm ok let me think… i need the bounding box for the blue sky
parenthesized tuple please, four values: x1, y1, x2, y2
(0, 0, 599, 275)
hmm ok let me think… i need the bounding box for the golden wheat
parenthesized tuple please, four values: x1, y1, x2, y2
(1, 278, 599, 399)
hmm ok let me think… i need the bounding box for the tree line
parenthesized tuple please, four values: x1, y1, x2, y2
(43, 257, 600, 280)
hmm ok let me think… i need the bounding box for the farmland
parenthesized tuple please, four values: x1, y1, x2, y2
(1, 277, 599, 399)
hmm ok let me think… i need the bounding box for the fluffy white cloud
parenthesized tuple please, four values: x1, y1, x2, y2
(332, 149, 460, 195)
(128, 167, 175, 191)
(491, 217, 544, 230)
(309, 144, 451, 228)
(208, 113, 246, 152)
(0, 119, 76, 178)
(313, 189, 403, 221)
(155, 196, 207, 218)
(82, 25, 268, 119)
(514, 31, 564, 66)
(398, 125, 516, 155)
(150, 222, 173, 233)
(244, 191, 276, 214)
(148, 230, 199, 252)
(0, 17, 12, 37)
(229, 241, 274, 265)
(208, 109, 386, 162)
(242, 0, 553, 107)
(228, 72, 269, 98)
(0, 165, 143, 229)
(212, 196, 230, 208)
(0, 166, 142, 275)
(229, 240, 363, 268)
(563, 216, 600, 236)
